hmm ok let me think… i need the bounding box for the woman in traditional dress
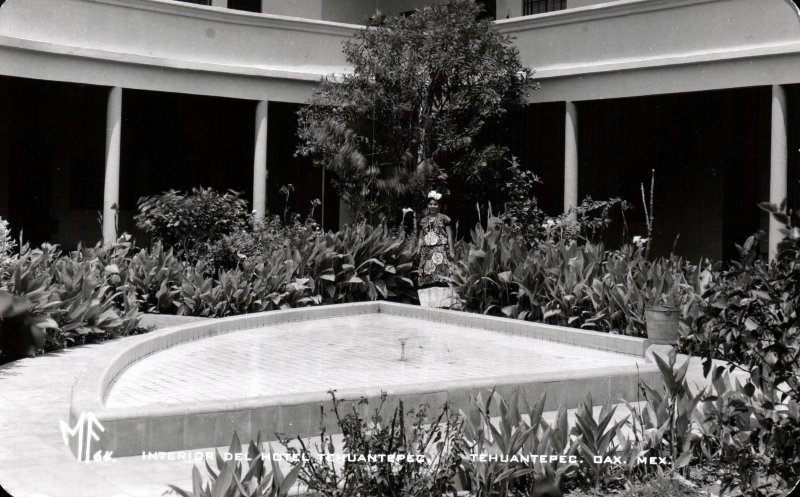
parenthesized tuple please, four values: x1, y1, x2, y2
(416, 190, 456, 306)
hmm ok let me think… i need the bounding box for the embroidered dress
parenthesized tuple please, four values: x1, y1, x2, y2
(418, 213, 452, 287)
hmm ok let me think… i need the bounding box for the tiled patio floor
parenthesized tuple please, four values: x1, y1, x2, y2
(106, 314, 646, 408)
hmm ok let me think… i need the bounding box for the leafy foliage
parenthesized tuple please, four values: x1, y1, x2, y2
(135, 188, 249, 260)
(618, 472, 699, 497)
(630, 350, 702, 478)
(0, 238, 141, 359)
(0, 216, 15, 289)
(118, 222, 417, 318)
(278, 391, 465, 497)
(168, 432, 301, 497)
(208, 215, 315, 270)
(294, 223, 417, 305)
(687, 202, 800, 493)
(297, 0, 536, 222)
(0, 290, 58, 359)
(450, 222, 699, 337)
(502, 196, 631, 250)
(572, 393, 630, 491)
(459, 389, 576, 497)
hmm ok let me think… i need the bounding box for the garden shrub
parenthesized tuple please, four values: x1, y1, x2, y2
(291, 222, 417, 305)
(0, 217, 16, 290)
(617, 473, 699, 497)
(120, 222, 416, 318)
(126, 241, 188, 314)
(135, 187, 249, 260)
(451, 222, 698, 337)
(687, 202, 800, 493)
(459, 389, 575, 496)
(0, 290, 58, 360)
(168, 432, 301, 497)
(208, 215, 315, 270)
(501, 192, 631, 249)
(174, 260, 319, 317)
(1, 239, 142, 358)
(277, 392, 465, 497)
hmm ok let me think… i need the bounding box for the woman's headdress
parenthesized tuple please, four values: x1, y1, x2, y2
(427, 190, 442, 201)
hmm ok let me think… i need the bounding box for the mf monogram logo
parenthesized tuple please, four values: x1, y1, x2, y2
(59, 412, 113, 462)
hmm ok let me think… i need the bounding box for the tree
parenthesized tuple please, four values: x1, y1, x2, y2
(297, 0, 536, 223)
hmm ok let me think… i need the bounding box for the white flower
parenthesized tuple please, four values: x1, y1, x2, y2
(427, 190, 442, 200)
(424, 261, 436, 274)
(432, 252, 444, 265)
(424, 232, 439, 246)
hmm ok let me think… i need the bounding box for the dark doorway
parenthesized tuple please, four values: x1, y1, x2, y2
(577, 87, 771, 261)
(0, 76, 107, 247)
(504, 102, 566, 216)
(119, 90, 255, 239)
(266, 102, 339, 231)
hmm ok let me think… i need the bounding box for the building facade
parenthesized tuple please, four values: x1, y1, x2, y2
(174, 0, 611, 20)
(0, 0, 798, 261)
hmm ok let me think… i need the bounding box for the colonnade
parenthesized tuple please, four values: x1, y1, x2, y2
(98, 85, 791, 254)
(101, 86, 269, 244)
(561, 87, 790, 259)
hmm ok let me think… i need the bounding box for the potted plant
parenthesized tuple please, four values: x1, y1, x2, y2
(644, 286, 682, 345)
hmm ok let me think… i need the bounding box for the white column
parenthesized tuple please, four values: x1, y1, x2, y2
(253, 100, 268, 221)
(769, 85, 788, 259)
(102, 87, 122, 245)
(564, 101, 579, 216)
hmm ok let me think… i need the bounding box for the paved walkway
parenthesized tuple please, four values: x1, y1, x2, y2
(0, 315, 209, 497)
(0, 313, 742, 497)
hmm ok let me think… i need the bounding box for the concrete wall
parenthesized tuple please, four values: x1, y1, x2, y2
(376, 0, 451, 16)
(0, 0, 355, 73)
(496, 0, 608, 19)
(260, 0, 322, 19)
(499, 0, 800, 71)
(567, 0, 608, 8)
(496, 0, 800, 102)
(0, 0, 357, 101)
(321, 0, 376, 23)
(496, 0, 520, 19)
(258, 0, 453, 23)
